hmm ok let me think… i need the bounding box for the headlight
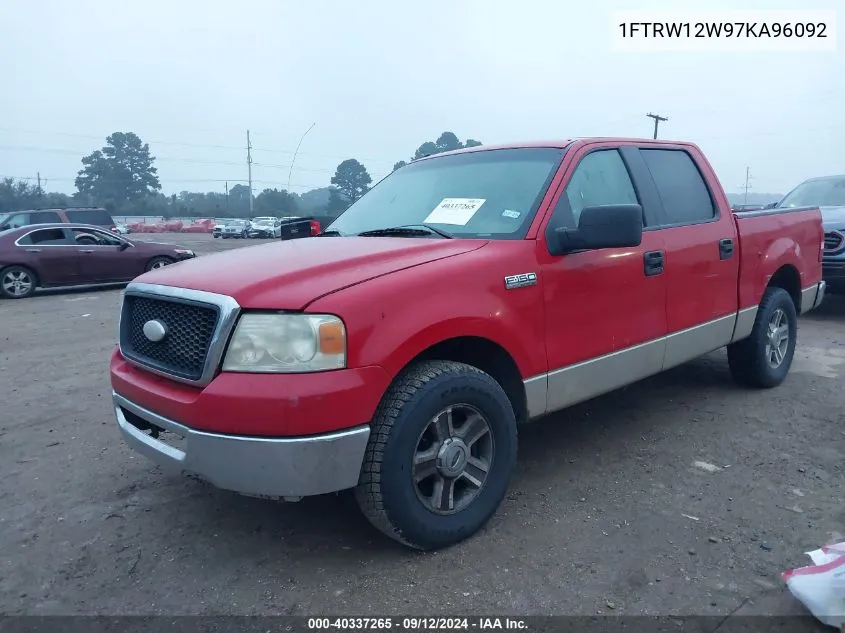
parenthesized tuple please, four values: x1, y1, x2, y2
(174, 249, 194, 256)
(222, 313, 346, 373)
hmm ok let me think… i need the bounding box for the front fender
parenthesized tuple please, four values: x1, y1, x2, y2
(307, 242, 548, 381)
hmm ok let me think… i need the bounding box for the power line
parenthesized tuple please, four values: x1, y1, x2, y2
(0, 127, 399, 165)
(0, 144, 339, 173)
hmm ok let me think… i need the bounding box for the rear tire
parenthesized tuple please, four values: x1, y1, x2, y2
(355, 360, 517, 550)
(727, 287, 797, 388)
(145, 256, 174, 272)
(0, 265, 37, 299)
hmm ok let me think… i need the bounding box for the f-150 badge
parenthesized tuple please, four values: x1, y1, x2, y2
(504, 272, 537, 290)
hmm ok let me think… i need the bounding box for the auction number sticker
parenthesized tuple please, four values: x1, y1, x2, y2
(424, 198, 486, 226)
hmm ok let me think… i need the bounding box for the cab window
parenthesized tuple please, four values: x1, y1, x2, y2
(550, 149, 640, 230)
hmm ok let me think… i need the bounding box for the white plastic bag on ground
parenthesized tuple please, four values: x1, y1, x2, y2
(783, 541, 845, 628)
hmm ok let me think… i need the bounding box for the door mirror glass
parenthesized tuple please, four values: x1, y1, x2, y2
(549, 204, 643, 255)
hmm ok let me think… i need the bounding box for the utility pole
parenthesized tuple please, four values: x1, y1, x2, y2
(246, 130, 254, 215)
(742, 167, 753, 205)
(36, 172, 42, 199)
(646, 112, 669, 139)
(225, 181, 229, 214)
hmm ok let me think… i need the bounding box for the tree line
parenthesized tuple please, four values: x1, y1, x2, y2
(0, 130, 483, 220)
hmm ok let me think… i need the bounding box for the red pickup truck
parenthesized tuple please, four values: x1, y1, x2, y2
(110, 138, 825, 550)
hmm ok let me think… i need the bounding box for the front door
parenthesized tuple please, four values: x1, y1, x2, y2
(537, 145, 668, 414)
(69, 228, 140, 282)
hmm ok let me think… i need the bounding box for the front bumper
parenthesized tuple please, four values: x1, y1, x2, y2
(114, 391, 371, 498)
(823, 258, 845, 293)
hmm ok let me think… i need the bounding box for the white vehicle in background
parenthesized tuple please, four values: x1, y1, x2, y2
(247, 217, 282, 238)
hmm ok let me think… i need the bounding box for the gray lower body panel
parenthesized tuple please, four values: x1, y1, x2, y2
(113, 392, 370, 498)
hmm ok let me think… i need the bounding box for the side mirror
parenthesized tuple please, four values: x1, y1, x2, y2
(549, 204, 643, 256)
(118, 241, 130, 251)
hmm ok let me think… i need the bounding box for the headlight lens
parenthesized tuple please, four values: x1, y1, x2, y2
(222, 313, 346, 373)
(174, 249, 194, 256)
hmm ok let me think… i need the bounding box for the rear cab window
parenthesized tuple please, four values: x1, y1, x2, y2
(639, 149, 716, 226)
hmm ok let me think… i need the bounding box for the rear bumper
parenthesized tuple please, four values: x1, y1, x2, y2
(822, 259, 845, 293)
(800, 280, 826, 313)
(114, 392, 370, 498)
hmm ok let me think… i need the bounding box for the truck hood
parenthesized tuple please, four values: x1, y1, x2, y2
(137, 236, 487, 309)
(820, 206, 845, 228)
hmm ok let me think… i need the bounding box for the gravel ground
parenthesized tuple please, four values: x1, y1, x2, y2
(1, 233, 843, 623)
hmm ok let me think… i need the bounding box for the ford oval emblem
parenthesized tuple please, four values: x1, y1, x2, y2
(142, 319, 168, 342)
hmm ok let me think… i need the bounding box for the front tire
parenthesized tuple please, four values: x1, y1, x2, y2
(727, 287, 797, 388)
(0, 265, 37, 299)
(355, 360, 517, 550)
(145, 256, 174, 272)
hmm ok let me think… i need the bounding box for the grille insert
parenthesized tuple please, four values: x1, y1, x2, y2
(121, 295, 220, 381)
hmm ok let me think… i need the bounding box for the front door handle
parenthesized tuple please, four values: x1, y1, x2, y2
(644, 250, 664, 276)
(719, 238, 734, 260)
(26, 248, 42, 253)
(79, 249, 94, 253)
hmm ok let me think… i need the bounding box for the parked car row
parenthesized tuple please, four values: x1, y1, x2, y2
(212, 216, 322, 240)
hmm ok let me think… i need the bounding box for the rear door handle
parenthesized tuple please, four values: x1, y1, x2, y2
(644, 250, 664, 276)
(79, 249, 94, 253)
(719, 238, 734, 260)
(26, 248, 42, 253)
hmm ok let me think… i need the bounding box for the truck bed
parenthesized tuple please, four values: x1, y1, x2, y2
(733, 205, 823, 311)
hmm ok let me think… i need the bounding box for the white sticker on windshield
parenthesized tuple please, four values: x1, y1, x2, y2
(424, 198, 486, 226)
(502, 209, 521, 219)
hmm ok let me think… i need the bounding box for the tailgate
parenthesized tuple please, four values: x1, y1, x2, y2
(278, 219, 312, 240)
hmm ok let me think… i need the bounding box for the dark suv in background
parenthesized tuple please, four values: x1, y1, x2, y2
(774, 175, 845, 294)
(0, 208, 116, 232)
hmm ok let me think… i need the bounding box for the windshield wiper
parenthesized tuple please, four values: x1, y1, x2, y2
(357, 225, 453, 239)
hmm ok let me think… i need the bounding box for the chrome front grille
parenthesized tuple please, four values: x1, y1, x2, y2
(118, 283, 241, 386)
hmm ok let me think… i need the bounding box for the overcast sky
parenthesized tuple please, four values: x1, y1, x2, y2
(1, 0, 841, 196)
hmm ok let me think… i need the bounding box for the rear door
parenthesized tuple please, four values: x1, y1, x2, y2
(13, 227, 81, 285)
(537, 144, 668, 413)
(69, 228, 139, 282)
(633, 146, 740, 369)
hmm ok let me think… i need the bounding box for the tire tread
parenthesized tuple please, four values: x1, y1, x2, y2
(355, 360, 502, 550)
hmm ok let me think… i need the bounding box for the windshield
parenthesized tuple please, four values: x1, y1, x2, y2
(254, 219, 273, 226)
(228, 219, 247, 226)
(779, 177, 845, 208)
(327, 148, 565, 239)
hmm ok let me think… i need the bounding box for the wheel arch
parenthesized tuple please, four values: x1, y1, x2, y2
(393, 335, 528, 425)
(767, 264, 801, 313)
